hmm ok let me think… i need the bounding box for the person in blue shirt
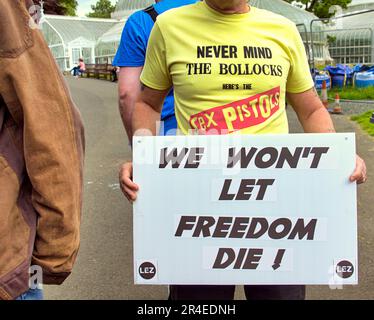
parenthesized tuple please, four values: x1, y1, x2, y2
(113, 0, 197, 143)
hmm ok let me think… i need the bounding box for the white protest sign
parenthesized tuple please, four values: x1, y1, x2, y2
(133, 133, 357, 285)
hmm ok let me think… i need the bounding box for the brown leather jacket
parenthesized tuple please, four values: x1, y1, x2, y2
(0, 0, 85, 299)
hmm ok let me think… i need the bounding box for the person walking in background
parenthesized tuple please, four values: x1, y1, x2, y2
(111, 66, 120, 82)
(113, 0, 198, 144)
(71, 58, 86, 78)
(0, 0, 85, 300)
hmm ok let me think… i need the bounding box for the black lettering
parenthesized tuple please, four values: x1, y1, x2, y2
(219, 179, 235, 200)
(258, 47, 266, 59)
(159, 147, 188, 168)
(302, 147, 311, 158)
(184, 147, 204, 168)
(255, 147, 278, 169)
(246, 218, 269, 239)
(276, 147, 303, 168)
(192, 216, 216, 237)
(212, 217, 233, 238)
(268, 218, 292, 239)
(229, 64, 238, 75)
(186, 63, 212, 75)
(197, 46, 238, 59)
(242, 249, 263, 269)
(233, 248, 247, 269)
(227, 147, 258, 168)
(229, 217, 250, 238)
(277, 65, 283, 76)
(197, 46, 205, 58)
(221, 45, 228, 58)
(235, 179, 256, 200)
(265, 48, 273, 58)
(256, 179, 275, 200)
(186, 63, 193, 75)
(230, 46, 238, 58)
(213, 248, 236, 269)
(253, 64, 261, 75)
(243, 46, 250, 58)
(175, 216, 196, 237)
(270, 64, 277, 76)
(262, 64, 270, 75)
(310, 147, 329, 168)
(288, 219, 318, 240)
(206, 46, 212, 58)
(220, 63, 228, 75)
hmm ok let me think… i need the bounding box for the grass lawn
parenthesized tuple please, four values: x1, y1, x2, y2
(328, 86, 374, 100)
(351, 111, 374, 137)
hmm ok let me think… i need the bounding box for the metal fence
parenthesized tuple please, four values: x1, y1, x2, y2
(324, 28, 373, 65)
(310, 9, 374, 70)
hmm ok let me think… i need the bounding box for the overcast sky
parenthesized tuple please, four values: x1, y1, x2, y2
(77, 0, 117, 17)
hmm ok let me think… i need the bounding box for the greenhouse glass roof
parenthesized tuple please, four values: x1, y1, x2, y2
(344, 10, 374, 28)
(113, 0, 322, 30)
(346, 0, 374, 12)
(333, 8, 374, 30)
(112, 0, 154, 18)
(45, 15, 117, 44)
(351, 0, 374, 4)
(115, 0, 154, 11)
(250, 0, 320, 30)
(97, 20, 127, 44)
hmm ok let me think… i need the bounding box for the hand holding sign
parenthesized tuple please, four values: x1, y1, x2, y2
(350, 155, 367, 184)
(119, 162, 138, 202)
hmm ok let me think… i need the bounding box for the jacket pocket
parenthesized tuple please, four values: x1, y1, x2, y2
(0, 156, 30, 277)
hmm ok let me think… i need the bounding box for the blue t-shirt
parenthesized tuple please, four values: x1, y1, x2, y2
(113, 0, 198, 120)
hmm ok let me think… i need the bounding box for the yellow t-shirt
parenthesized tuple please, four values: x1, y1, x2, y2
(140, 1, 314, 135)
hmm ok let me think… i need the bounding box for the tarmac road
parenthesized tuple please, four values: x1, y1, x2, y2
(44, 77, 374, 300)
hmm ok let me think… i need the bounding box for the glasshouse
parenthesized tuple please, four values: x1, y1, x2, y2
(40, 15, 117, 70)
(96, 0, 156, 64)
(97, 0, 330, 65)
(40, 0, 336, 71)
(40, 0, 154, 70)
(95, 20, 126, 64)
(251, 0, 330, 64)
(326, 0, 374, 64)
(111, 0, 153, 19)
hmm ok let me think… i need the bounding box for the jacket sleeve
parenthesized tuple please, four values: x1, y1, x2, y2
(2, 1, 85, 284)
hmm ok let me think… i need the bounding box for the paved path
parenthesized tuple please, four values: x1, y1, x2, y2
(45, 77, 374, 299)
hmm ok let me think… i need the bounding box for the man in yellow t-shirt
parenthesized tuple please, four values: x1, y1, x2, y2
(139, 0, 314, 136)
(119, 0, 367, 300)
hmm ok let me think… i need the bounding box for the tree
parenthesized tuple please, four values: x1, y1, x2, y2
(284, 0, 352, 18)
(87, 0, 116, 18)
(60, 0, 78, 16)
(41, 0, 77, 16)
(326, 35, 337, 46)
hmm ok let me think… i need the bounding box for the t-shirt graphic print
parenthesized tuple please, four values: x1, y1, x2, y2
(140, 1, 314, 135)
